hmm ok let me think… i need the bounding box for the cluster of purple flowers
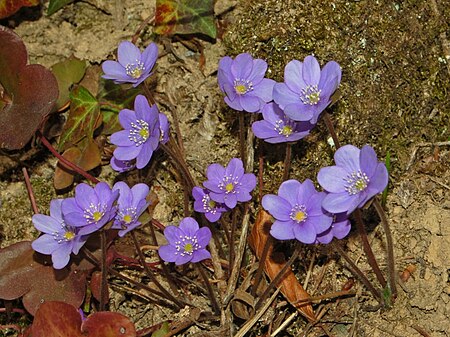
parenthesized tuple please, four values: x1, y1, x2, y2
(192, 158, 257, 222)
(109, 94, 170, 172)
(32, 182, 150, 269)
(218, 53, 341, 144)
(101, 41, 169, 173)
(262, 144, 388, 244)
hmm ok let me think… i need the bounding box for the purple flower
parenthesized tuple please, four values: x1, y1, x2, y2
(251, 102, 313, 143)
(203, 158, 257, 209)
(273, 56, 341, 124)
(159, 113, 170, 145)
(317, 145, 389, 215)
(262, 179, 333, 244)
(218, 53, 275, 112)
(192, 187, 229, 222)
(111, 182, 150, 237)
(110, 157, 136, 173)
(110, 95, 161, 169)
(158, 217, 212, 265)
(61, 182, 119, 235)
(102, 41, 158, 87)
(315, 212, 351, 244)
(32, 199, 88, 269)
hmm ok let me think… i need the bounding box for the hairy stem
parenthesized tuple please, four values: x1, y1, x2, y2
(22, 167, 38, 214)
(373, 198, 397, 299)
(283, 142, 292, 181)
(130, 231, 185, 309)
(99, 230, 108, 311)
(196, 263, 220, 315)
(37, 131, 99, 184)
(353, 209, 387, 289)
(239, 112, 246, 165)
(322, 112, 341, 149)
(332, 241, 382, 303)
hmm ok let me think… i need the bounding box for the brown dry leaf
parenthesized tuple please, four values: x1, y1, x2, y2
(248, 209, 316, 322)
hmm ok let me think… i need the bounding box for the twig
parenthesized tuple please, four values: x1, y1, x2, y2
(411, 325, 431, 337)
(254, 245, 301, 311)
(406, 141, 450, 171)
(238, 112, 246, 165)
(322, 112, 341, 149)
(22, 167, 39, 215)
(130, 231, 185, 309)
(251, 235, 273, 297)
(234, 288, 281, 337)
(271, 311, 298, 337)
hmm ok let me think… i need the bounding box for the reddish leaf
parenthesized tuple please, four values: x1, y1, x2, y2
(0, 26, 59, 150)
(31, 301, 82, 337)
(31, 301, 136, 337)
(54, 138, 101, 190)
(82, 311, 136, 337)
(154, 0, 216, 39)
(0, 240, 102, 315)
(0, 0, 39, 19)
(248, 210, 317, 322)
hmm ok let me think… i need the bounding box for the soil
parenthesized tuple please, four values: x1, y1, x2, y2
(0, 0, 449, 336)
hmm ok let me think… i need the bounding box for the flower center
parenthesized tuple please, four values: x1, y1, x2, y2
(225, 183, 234, 192)
(129, 119, 150, 146)
(233, 79, 253, 95)
(300, 85, 321, 105)
(125, 60, 145, 79)
(174, 235, 200, 257)
(118, 207, 138, 225)
(344, 170, 370, 195)
(84, 203, 107, 224)
(93, 211, 103, 222)
(64, 231, 75, 241)
(289, 204, 308, 223)
(275, 119, 295, 137)
(201, 194, 219, 215)
(53, 223, 77, 243)
(218, 175, 240, 194)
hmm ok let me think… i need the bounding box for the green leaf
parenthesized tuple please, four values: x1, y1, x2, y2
(154, 0, 216, 39)
(47, 0, 75, 16)
(0, 0, 39, 19)
(58, 86, 101, 151)
(51, 57, 87, 110)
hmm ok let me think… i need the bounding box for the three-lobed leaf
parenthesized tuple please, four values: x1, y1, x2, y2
(0, 26, 59, 150)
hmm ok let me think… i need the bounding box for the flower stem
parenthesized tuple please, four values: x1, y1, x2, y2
(332, 241, 382, 303)
(195, 263, 220, 315)
(373, 198, 397, 299)
(130, 231, 186, 309)
(283, 142, 292, 181)
(99, 230, 108, 311)
(353, 209, 387, 289)
(37, 131, 99, 184)
(22, 168, 38, 215)
(322, 112, 341, 149)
